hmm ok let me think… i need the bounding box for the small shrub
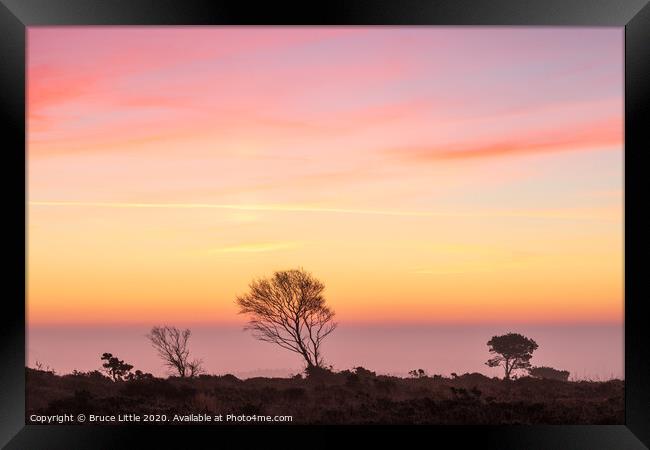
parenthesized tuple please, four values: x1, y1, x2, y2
(409, 369, 428, 378)
(353, 366, 376, 379)
(219, 374, 241, 383)
(126, 370, 154, 381)
(305, 365, 338, 383)
(528, 366, 570, 381)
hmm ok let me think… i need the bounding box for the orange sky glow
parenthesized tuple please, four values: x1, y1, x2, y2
(27, 27, 623, 325)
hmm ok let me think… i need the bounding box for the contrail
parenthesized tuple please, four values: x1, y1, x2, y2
(28, 200, 616, 220)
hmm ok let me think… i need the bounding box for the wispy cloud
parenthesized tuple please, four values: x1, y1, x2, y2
(29, 200, 442, 216)
(29, 201, 619, 221)
(389, 116, 622, 161)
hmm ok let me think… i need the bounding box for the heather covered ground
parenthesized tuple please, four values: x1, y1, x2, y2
(26, 367, 624, 425)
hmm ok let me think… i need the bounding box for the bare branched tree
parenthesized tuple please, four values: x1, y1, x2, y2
(235, 268, 337, 369)
(187, 358, 204, 378)
(147, 326, 204, 378)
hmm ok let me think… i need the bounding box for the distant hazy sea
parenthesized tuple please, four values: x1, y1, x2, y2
(28, 323, 623, 380)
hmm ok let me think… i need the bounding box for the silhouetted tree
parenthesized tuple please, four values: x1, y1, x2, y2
(100, 353, 133, 381)
(235, 268, 337, 369)
(485, 333, 538, 380)
(147, 326, 204, 378)
(528, 366, 570, 381)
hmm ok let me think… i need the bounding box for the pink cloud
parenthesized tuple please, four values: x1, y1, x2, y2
(27, 27, 623, 167)
(389, 116, 622, 161)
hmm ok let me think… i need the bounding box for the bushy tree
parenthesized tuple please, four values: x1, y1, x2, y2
(235, 268, 337, 369)
(100, 353, 134, 381)
(486, 333, 538, 380)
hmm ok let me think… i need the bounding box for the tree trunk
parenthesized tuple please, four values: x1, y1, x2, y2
(293, 315, 314, 368)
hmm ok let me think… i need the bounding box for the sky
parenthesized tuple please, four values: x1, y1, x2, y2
(27, 27, 623, 335)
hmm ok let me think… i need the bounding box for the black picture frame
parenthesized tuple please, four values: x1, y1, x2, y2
(1, 1, 648, 448)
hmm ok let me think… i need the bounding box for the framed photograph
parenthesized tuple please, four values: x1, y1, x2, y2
(2, 0, 648, 448)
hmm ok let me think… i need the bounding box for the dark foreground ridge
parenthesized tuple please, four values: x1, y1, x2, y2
(26, 367, 623, 425)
